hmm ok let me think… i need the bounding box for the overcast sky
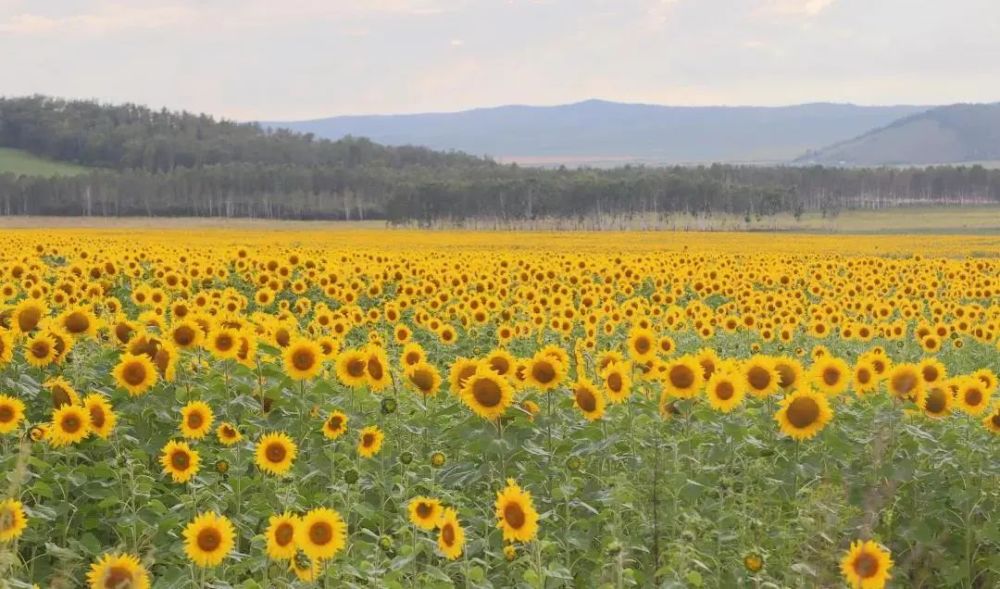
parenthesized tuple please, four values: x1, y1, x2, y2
(1, 0, 998, 121)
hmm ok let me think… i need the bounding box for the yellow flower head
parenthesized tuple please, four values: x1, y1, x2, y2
(255, 431, 298, 476)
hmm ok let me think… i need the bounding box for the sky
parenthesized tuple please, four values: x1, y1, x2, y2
(1, 0, 998, 121)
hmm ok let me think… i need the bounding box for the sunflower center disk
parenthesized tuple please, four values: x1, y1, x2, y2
(266, 443, 287, 463)
(123, 363, 147, 386)
(171, 451, 190, 470)
(575, 387, 597, 411)
(197, 528, 222, 552)
(670, 365, 694, 389)
(103, 566, 135, 588)
(532, 362, 555, 384)
(309, 522, 333, 545)
(292, 350, 314, 370)
(275, 523, 294, 546)
(853, 553, 880, 578)
(503, 502, 526, 529)
(786, 397, 820, 428)
(472, 379, 502, 407)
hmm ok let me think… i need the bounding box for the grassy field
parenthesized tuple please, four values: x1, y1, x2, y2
(0, 206, 997, 234)
(0, 147, 90, 177)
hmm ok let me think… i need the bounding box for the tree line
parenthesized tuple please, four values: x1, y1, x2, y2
(1, 96, 998, 223)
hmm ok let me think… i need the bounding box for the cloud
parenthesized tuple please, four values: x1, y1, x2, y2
(0, 4, 194, 35)
(756, 0, 838, 17)
(0, 0, 457, 36)
(645, 0, 682, 30)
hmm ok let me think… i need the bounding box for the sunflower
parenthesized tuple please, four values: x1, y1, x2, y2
(24, 332, 57, 368)
(840, 540, 893, 589)
(436, 507, 465, 560)
(851, 359, 879, 396)
(322, 410, 348, 440)
(918, 358, 947, 387)
(12, 298, 46, 334)
(365, 345, 391, 392)
(400, 342, 426, 367)
(862, 351, 892, 379)
(743, 357, 780, 398)
(982, 403, 1000, 434)
(743, 552, 764, 573)
(695, 348, 720, 381)
(86, 552, 151, 589)
(601, 361, 632, 404)
(485, 348, 515, 378)
(160, 440, 201, 483)
(207, 328, 240, 360)
(404, 361, 442, 397)
(921, 385, 952, 418)
(955, 377, 991, 415)
(298, 507, 347, 561)
(216, 422, 242, 446)
(571, 379, 606, 421)
(112, 353, 158, 397)
(774, 389, 833, 441)
(706, 371, 746, 413)
(460, 364, 515, 420)
(357, 425, 385, 458)
(448, 357, 480, 396)
(408, 496, 443, 530)
(153, 341, 179, 382)
(626, 327, 656, 362)
(0, 330, 12, 365)
(495, 479, 539, 543)
(810, 356, 850, 396)
(886, 363, 924, 401)
(289, 552, 322, 581)
(972, 368, 998, 394)
(0, 498, 28, 542)
(83, 394, 116, 439)
(58, 306, 98, 338)
(183, 512, 235, 568)
(283, 338, 323, 381)
(44, 377, 81, 409)
(180, 401, 214, 439)
(0, 394, 27, 435)
(255, 431, 298, 475)
(265, 512, 301, 561)
(525, 352, 566, 391)
(47, 404, 91, 447)
(657, 335, 676, 356)
(663, 356, 703, 399)
(168, 320, 203, 349)
(335, 349, 369, 388)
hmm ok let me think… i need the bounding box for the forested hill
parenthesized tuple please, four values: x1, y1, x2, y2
(0, 95, 999, 223)
(797, 103, 1000, 166)
(0, 96, 484, 171)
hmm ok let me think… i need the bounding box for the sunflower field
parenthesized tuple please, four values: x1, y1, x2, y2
(0, 228, 998, 589)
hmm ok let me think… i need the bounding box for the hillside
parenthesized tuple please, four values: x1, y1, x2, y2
(798, 103, 1000, 166)
(0, 95, 997, 221)
(0, 147, 89, 177)
(264, 100, 930, 165)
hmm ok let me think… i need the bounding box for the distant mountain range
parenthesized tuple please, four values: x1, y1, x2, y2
(265, 100, 935, 166)
(796, 103, 1000, 166)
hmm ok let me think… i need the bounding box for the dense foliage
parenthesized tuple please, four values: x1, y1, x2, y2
(0, 229, 997, 588)
(1, 96, 999, 222)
